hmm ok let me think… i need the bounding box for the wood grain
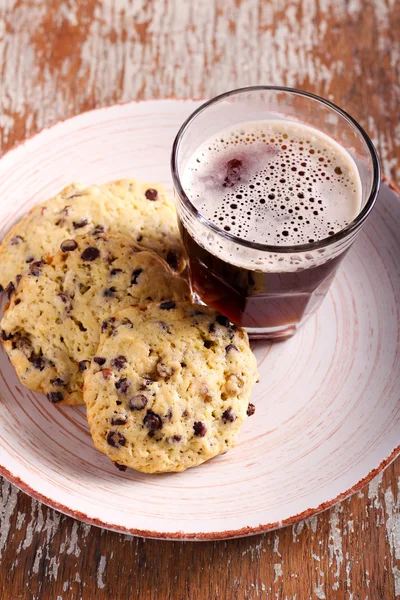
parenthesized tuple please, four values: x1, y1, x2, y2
(0, 0, 399, 598)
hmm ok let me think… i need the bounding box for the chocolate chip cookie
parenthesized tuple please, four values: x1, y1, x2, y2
(0, 179, 186, 291)
(0, 231, 191, 405)
(84, 302, 258, 473)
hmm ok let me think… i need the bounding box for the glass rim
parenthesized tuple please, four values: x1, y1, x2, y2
(171, 85, 381, 254)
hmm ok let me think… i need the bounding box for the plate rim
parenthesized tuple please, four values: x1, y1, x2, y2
(0, 99, 399, 540)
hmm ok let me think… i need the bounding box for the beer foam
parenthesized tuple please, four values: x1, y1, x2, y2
(182, 120, 362, 247)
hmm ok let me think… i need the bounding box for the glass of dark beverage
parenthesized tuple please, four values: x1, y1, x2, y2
(171, 87, 380, 339)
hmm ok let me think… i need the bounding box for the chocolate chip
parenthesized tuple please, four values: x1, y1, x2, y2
(203, 340, 214, 349)
(111, 355, 127, 370)
(145, 188, 158, 201)
(114, 463, 128, 471)
(47, 391, 63, 403)
(165, 408, 173, 421)
(222, 408, 236, 423)
(1, 329, 12, 341)
(111, 414, 128, 425)
(110, 268, 122, 276)
(167, 435, 182, 443)
(78, 360, 90, 372)
(81, 247, 100, 261)
(193, 421, 207, 437)
(101, 317, 116, 333)
(129, 394, 148, 410)
(15, 336, 32, 352)
(10, 235, 23, 246)
(93, 356, 106, 366)
(103, 286, 117, 298)
(182, 409, 189, 419)
(121, 318, 133, 328)
(60, 239, 78, 252)
(225, 344, 238, 354)
(166, 250, 179, 271)
(115, 377, 130, 394)
(102, 369, 114, 380)
(114, 462, 127, 472)
(29, 260, 45, 277)
(155, 321, 169, 332)
(73, 219, 88, 229)
(106, 431, 126, 448)
(159, 301, 175, 310)
(247, 403, 256, 416)
(137, 234, 143, 242)
(92, 225, 105, 235)
(216, 315, 230, 327)
(208, 323, 216, 333)
(32, 356, 46, 371)
(26, 257, 34, 263)
(131, 268, 143, 285)
(57, 292, 72, 312)
(223, 158, 242, 188)
(50, 377, 66, 386)
(143, 410, 162, 430)
(156, 361, 175, 379)
(5, 282, 15, 299)
(139, 377, 154, 390)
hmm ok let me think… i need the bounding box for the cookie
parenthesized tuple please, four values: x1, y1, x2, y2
(0, 179, 186, 292)
(84, 302, 258, 473)
(0, 231, 191, 405)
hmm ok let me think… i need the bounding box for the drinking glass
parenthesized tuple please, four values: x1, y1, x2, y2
(171, 87, 380, 340)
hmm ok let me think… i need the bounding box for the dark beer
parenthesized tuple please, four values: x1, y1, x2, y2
(180, 223, 345, 332)
(180, 120, 361, 333)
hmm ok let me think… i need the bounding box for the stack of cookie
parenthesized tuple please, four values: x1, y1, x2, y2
(0, 179, 258, 473)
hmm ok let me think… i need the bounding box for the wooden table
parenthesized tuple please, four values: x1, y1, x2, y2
(0, 1, 399, 598)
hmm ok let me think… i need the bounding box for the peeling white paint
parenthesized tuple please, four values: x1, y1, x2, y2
(273, 563, 283, 583)
(15, 511, 26, 530)
(97, 555, 107, 589)
(66, 521, 81, 557)
(384, 479, 400, 596)
(314, 581, 326, 599)
(328, 505, 344, 581)
(0, 481, 18, 559)
(273, 534, 282, 558)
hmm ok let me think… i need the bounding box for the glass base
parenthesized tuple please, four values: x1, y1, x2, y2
(246, 323, 297, 341)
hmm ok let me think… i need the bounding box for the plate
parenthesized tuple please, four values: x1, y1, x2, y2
(0, 100, 399, 540)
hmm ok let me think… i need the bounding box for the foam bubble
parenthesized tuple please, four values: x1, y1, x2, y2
(182, 120, 362, 246)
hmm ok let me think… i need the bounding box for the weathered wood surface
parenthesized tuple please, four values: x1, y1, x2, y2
(0, 0, 399, 598)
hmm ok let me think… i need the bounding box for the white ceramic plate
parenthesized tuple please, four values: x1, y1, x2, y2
(0, 100, 399, 540)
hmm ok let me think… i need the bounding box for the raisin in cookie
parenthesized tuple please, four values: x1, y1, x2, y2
(0, 178, 186, 292)
(0, 231, 191, 405)
(84, 302, 258, 473)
